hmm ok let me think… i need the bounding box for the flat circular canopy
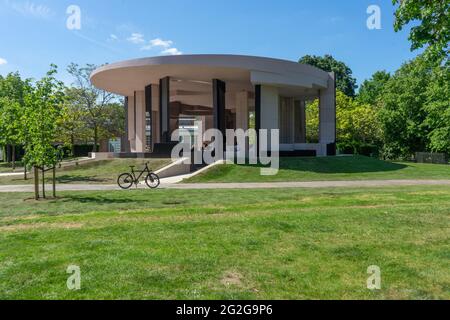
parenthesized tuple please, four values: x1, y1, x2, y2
(90, 54, 330, 97)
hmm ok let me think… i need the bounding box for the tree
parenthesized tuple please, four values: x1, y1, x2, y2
(23, 65, 66, 199)
(357, 71, 391, 105)
(306, 91, 381, 154)
(299, 54, 358, 97)
(56, 87, 90, 156)
(373, 54, 450, 160)
(67, 63, 117, 152)
(0, 72, 30, 170)
(94, 101, 125, 146)
(424, 65, 450, 154)
(393, 0, 449, 64)
(0, 98, 21, 169)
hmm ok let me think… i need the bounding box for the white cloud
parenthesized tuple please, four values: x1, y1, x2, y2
(141, 38, 173, 51)
(127, 32, 183, 55)
(5, 0, 53, 19)
(127, 33, 145, 44)
(161, 48, 183, 56)
(150, 38, 173, 48)
(0, 57, 7, 65)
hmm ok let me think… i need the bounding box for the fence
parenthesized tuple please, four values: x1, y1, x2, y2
(415, 152, 448, 164)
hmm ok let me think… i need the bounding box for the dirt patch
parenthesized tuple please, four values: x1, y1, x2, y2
(0, 214, 43, 222)
(408, 191, 450, 196)
(221, 271, 244, 287)
(346, 205, 385, 209)
(0, 222, 83, 232)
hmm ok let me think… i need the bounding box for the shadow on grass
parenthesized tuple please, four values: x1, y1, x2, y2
(235, 156, 408, 174)
(60, 194, 187, 206)
(55, 175, 110, 184)
(59, 195, 138, 204)
(58, 160, 112, 172)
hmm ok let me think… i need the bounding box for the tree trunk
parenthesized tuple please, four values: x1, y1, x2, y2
(6, 145, 11, 164)
(52, 166, 56, 198)
(42, 168, 46, 199)
(12, 144, 16, 170)
(94, 125, 99, 153)
(71, 134, 75, 157)
(24, 165, 27, 180)
(34, 166, 39, 200)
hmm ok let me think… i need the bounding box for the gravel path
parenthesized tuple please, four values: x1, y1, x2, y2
(1, 179, 449, 193)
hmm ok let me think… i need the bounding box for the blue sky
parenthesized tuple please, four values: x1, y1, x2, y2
(0, 0, 420, 88)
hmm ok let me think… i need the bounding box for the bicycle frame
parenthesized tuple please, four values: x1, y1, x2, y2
(129, 164, 151, 185)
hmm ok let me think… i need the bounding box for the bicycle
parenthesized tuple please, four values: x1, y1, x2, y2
(117, 162, 160, 189)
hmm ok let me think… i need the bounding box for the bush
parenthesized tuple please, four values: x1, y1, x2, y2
(58, 144, 99, 158)
(337, 141, 379, 157)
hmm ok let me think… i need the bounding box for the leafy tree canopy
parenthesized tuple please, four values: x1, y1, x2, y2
(393, 0, 450, 64)
(66, 63, 122, 152)
(299, 54, 358, 97)
(306, 91, 381, 151)
(23, 65, 66, 168)
(357, 71, 391, 105)
(378, 55, 449, 158)
(0, 72, 32, 168)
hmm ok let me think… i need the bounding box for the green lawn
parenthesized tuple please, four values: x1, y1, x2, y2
(0, 159, 171, 185)
(186, 156, 450, 183)
(0, 185, 449, 299)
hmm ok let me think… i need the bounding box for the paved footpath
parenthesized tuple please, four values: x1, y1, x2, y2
(0, 179, 450, 193)
(0, 172, 24, 177)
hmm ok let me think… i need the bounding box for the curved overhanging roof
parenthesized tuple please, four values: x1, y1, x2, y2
(90, 54, 331, 97)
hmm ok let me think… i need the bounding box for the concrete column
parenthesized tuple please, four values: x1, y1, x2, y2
(134, 90, 146, 153)
(213, 79, 226, 135)
(295, 100, 307, 143)
(160, 77, 170, 143)
(213, 79, 226, 151)
(127, 94, 136, 152)
(260, 85, 279, 151)
(319, 72, 336, 155)
(300, 100, 307, 143)
(235, 91, 249, 131)
(121, 97, 131, 152)
(151, 84, 160, 145)
(145, 85, 152, 151)
(260, 86, 279, 130)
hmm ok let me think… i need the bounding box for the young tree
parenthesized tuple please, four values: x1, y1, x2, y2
(0, 72, 30, 170)
(67, 63, 117, 152)
(299, 54, 358, 97)
(0, 75, 3, 161)
(23, 65, 66, 200)
(0, 98, 21, 170)
(393, 0, 449, 64)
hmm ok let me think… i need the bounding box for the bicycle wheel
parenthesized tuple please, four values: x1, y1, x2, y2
(145, 173, 160, 189)
(117, 173, 134, 190)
